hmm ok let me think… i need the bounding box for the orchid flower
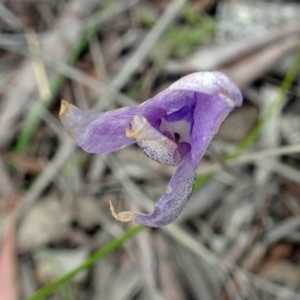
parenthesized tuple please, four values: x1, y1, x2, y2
(59, 72, 242, 227)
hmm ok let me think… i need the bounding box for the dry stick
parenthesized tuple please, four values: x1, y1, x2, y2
(0, 4, 23, 30)
(0, 42, 137, 108)
(254, 85, 282, 185)
(111, 0, 186, 90)
(0, 156, 15, 198)
(25, 29, 52, 101)
(0, 49, 135, 108)
(1, 39, 136, 107)
(0, 0, 142, 50)
(18, 0, 144, 111)
(22, 29, 53, 148)
(167, 25, 300, 76)
(19, 138, 75, 219)
(104, 154, 300, 299)
(224, 34, 300, 88)
(51, 61, 136, 108)
(266, 217, 300, 246)
(260, 159, 300, 185)
(197, 143, 300, 176)
(89, 37, 109, 82)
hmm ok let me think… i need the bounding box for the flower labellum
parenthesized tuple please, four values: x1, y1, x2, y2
(59, 72, 243, 227)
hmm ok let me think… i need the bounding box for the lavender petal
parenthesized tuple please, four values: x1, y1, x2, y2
(135, 152, 195, 227)
(59, 101, 165, 153)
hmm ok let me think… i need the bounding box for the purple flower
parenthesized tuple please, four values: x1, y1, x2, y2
(60, 72, 242, 227)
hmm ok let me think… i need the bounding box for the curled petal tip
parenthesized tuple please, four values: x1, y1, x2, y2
(59, 100, 72, 121)
(109, 201, 140, 223)
(219, 93, 235, 108)
(125, 128, 138, 139)
(125, 115, 146, 139)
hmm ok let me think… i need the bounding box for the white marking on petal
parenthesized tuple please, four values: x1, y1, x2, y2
(126, 115, 163, 140)
(127, 115, 181, 166)
(137, 138, 181, 166)
(219, 93, 235, 108)
(160, 118, 191, 143)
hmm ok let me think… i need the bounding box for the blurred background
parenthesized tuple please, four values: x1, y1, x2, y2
(0, 0, 300, 299)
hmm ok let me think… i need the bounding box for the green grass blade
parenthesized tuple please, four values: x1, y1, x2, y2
(26, 225, 144, 300)
(37, 248, 75, 300)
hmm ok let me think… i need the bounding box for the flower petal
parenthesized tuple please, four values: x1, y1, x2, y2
(141, 71, 242, 115)
(142, 89, 196, 114)
(126, 115, 181, 166)
(135, 152, 195, 227)
(61, 72, 243, 227)
(168, 71, 243, 107)
(59, 100, 166, 153)
(190, 93, 236, 164)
